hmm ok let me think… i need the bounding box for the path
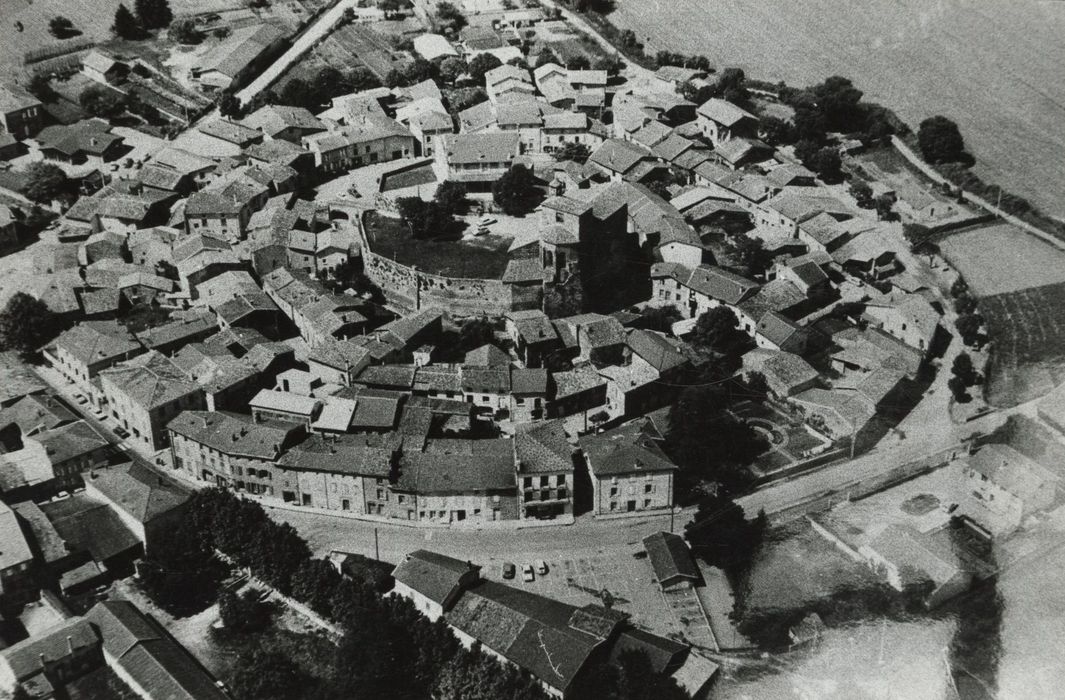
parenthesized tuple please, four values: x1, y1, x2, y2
(235, 0, 361, 107)
(538, 0, 657, 87)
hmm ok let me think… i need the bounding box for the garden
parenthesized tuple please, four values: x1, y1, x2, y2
(363, 210, 512, 279)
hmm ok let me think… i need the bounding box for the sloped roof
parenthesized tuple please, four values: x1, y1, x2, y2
(643, 531, 699, 584)
(581, 419, 677, 477)
(514, 420, 573, 474)
(88, 462, 191, 524)
(393, 549, 478, 605)
(167, 410, 297, 460)
(696, 98, 756, 126)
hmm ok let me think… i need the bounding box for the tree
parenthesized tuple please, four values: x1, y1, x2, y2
(952, 352, 977, 387)
(22, 162, 70, 203)
(918, 115, 966, 163)
(811, 75, 864, 133)
(632, 305, 681, 333)
(79, 85, 126, 118)
(458, 317, 495, 352)
(850, 179, 873, 208)
(543, 281, 583, 318)
(594, 55, 625, 74)
(568, 55, 590, 70)
(436, 1, 467, 32)
(553, 141, 591, 164)
(902, 222, 933, 251)
(135, 0, 172, 29)
(492, 164, 538, 215)
(48, 16, 77, 38)
(379, 0, 405, 19)
(690, 307, 751, 358)
(230, 648, 307, 700)
(954, 293, 977, 316)
(806, 146, 842, 182)
(535, 47, 560, 68)
(278, 77, 315, 111)
(666, 379, 766, 495)
(433, 180, 467, 216)
(956, 312, 983, 347)
(438, 57, 468, 84)
(0, 293, 61, 358)
(218, 589, 272, 633)
(217, 91, 242, 119)
(729, 233, 771, 279)
(950, 277, 969, 298)
(396, 197, 451, 239)
(759, 115, 795, 147)
(467, 52, 503, 84)
(571, 650, 690, 700)
(685, 494, 766, 581)
(875, 193, 896, 221)
(948, 375, 970, 402)
(290, 558, 342, 617)
(348, 66, 380, 92)
(168, 17, 202, 44)
(112, 3, 145, 39)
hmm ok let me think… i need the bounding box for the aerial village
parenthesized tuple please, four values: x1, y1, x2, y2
(0, 0, 1063, 698)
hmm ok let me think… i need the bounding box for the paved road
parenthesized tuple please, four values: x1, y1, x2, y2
(236, 0, 361, 107)
(272, 505, 684, 565)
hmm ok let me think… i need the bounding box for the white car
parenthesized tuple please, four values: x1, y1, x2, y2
(522, 564, 535, 583)
(535, 559, 548, 575)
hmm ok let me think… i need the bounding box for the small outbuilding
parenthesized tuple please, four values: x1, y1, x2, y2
(642, 531, 700, 591)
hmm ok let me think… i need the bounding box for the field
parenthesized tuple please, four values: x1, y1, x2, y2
(363, 212, 511, 279)
(278, 23, 410, 87)
(980, 283, 1065, 407)
(939, 224, 1065, 406)
(0, 0, 126, 71)
(939, 224, 1065, 297)
(607, 0, 1065, 221)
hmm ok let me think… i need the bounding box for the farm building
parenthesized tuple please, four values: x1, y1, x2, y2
(642, 531, 700, 591)
(192, 23, 287, 90)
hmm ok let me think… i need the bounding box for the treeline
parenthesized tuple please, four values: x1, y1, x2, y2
(143, 489, 686, 700)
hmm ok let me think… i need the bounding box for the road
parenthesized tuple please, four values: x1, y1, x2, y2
(236, 0, 361, 107)
(272, 505, 683, 565)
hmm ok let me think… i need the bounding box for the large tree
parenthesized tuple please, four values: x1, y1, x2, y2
(433, 180, 467, 216)
(0, 293, 60, 358)
(218, 589, 272, 633)
(467, 52, 503, 84)
(230, 649, 307, 700)
(570, 650, 690, 700)
(553, 141, 591, 164)
(689, 307, 752, 359)
(79, 85, 126, 118)
(684, 493, 766, 582)
(22, 162, 70, 203)
(918, 115, 966, 163)
(492, 164, 538, 215)
(135, 0, 172, 29)
(396, 197, 451, 239)
(112, 3, 145, 39)
(436, 1, 467, 32)
(48, 16, 77, 39)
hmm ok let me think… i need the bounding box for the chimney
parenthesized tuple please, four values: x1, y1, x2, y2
(67, 635, 74, 654)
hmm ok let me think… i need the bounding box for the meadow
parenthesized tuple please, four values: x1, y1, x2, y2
(608, 0, 1065, 222)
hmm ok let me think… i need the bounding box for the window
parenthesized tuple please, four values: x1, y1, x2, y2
(610, 486, 618, 496)
(524, 477, 533, 488)
(556, 475, 565, 486)
(540, 476, 549, 487)
(341, 499, 350, 511)
(610, 501, 617, 511)
(644, 499, 652, 508)
(398, 494, 405, 504)
(377, 489, 384, 500)
(644, 483, 653, 493)
(555, 211, 564, 223)
(302, 494, 312, 506)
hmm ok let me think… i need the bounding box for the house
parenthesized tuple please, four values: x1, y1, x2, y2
(398, 440, 519, 524)
(551, 364, 607, 422)
(581, 419, 676, 518)
(510, 367, 549, 424)
(407, 109, 455, 157)
(391, 550, 481, 621)
(99, 352, 206, 450)
(249, 389, 321, 427)
(696, 98, 758, 147)
(650, 261, 760, 320)
(962, 444, 1060, 537)
(485, 64, 535, 104)
(0, 501, 36, 606)
(302, 115, 414, 174)
(308, 338, 372, 387)
(460, 366, 511, 417)
(81, 50, 128, 85)
(47, 321, 144, 406)
(505, 310, 560, 368)
(832, 229, 898, 280)
(857, 524, 971, 607)
(865, 291, 940, 354)
(513, 421, 575, 520)
(168, 410, 303, 492)
(0, 420, 112, 500)
(192, 22, 287, 90)
(36, 120, 125, 165)
(242, 104, 325, 143)
(0, 617, 101, 696)
(643, 531, 700, 590)
(82, 462, 192, 552)
(587, 139, 666, 184)
(85, 600, 228, 699)
(0, 204, 20, 252)
(413, 33, 458, 61)
(741, 349, 821, 398)
(438, 132, 521, 191)
(0, 82, 43, 139)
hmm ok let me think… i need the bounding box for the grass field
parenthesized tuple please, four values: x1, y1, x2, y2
(607, 0, 1065, 221)
(939, 224, 1065, 406)
(364, 212, 511, 279)
(278, 23, 409, 88)
(939, 224, 1065, 297)
(980, 283, 1065, 407)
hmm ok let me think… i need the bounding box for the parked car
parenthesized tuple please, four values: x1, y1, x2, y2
(72, 393, 87, 404)
(522, 564, 535, 583)
(535, 559, 548, 575)
(502, 562, 516, 579)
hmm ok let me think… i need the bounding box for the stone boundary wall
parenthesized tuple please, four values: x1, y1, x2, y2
(358, 210, 517, 317)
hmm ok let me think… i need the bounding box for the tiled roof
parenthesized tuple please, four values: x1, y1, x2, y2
(278, 434, 393, 477)
(696, 98, 756, 126)
(87, 462, 191, 524)
(101, 352, 202, 410)
(54, 321, 142, 368)
(446, 132, 520, 164)
(0, 617, 98, 682)
(168, 410, 298, 460)
(514, 420, 573, 474)
(643, 531, 699, 584)
(393, 550, 478, 605)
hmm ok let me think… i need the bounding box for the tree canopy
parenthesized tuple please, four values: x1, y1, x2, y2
(0, 293, 61, 358)
(436, 1, 467, 32)
(167, 17, 202, 44)
(396, 197, 452, 239)
(48, 16, 78, 39)
(918, 115, 966, 163)
(22, 162, 71, 203)
(230, 648, 308, 700)
(492, 164, 538, 215)
(689, 307, 753, 358)
(553, 141, 591, 164)
(218, 589, 272, 633)
(433, 180, 468, 216)
(684, 493, 766, 584)
(112, 3, 145, 39)
(79, 85, 126, 118)
(135, 0, 172, 29)
(467, 52, 503, 84)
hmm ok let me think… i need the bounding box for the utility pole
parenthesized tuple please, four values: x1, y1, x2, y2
(669, 470, 675, 533)
(374, 527, 380, 561)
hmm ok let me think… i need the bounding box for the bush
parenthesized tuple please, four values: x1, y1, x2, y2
(218, 589, 272, 633)
(918, 115, 966, 163)
(48, 16, 77, 39)
(168, 18, 202, 44)
(79, 85, 126, 118)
